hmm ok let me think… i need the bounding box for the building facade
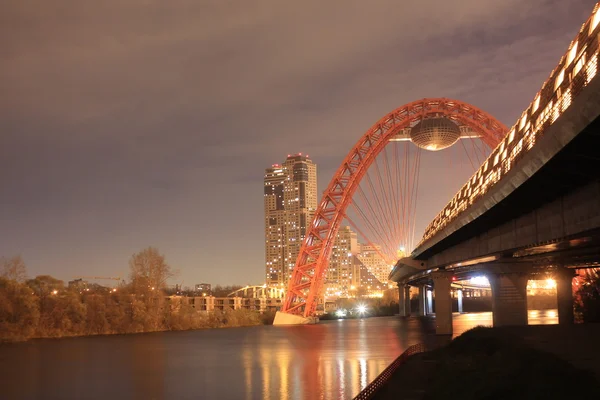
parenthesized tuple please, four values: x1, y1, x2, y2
(264, 154, 317, 287)
(351, 257, 386, 295)
(194, 283, 211, 293)
(325, 226, 359, 298)
(357, 244, 391, 285)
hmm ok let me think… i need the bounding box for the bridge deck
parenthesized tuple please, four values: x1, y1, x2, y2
(414, 85, 600, 262)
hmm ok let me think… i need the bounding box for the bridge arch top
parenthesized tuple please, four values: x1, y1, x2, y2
(282, 97, 507, 318)
(373, 98, 507, 148)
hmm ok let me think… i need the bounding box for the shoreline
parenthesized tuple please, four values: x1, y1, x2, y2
(1, 321, 269, 344)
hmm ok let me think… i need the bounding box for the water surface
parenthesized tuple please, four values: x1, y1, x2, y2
(0, 311, 557, 400)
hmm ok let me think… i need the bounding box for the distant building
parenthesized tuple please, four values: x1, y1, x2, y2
(167, 295, 283, 313)
(352, 257, 385, 295)
(264, 154, 317, 287)
(195, 283, 211, 293)
(325, 226, 359, 298)
(358, 244, 391, 284)
(264, 164, 287, 286)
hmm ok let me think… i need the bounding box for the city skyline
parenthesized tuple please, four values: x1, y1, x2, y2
(2, 1, 597, 286)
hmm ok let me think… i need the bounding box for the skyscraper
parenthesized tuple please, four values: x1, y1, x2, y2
(358, 244, 391, 284)
(325, 226, 358, 298)
(264, 154, 317, 287)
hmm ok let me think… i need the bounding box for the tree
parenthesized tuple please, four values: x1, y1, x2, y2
(1, 256, 27, 283)
(84, 295, 110, 335)
(575, 273, 600, 322)
(381, 287, 399, 306)
(0, 277, 40, 341)
(26, 275, 64, 298)
(129, 247, 173, 293)
(36, 291, 87, 337)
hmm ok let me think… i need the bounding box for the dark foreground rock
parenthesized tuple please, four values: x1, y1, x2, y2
(374, 326, 600, 400)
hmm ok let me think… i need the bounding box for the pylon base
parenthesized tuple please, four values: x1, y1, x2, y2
(273, 311, 318, 325)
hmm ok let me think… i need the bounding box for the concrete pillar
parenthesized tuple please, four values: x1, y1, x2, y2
(556, 268, 575, 325)
(398, 284, 405, 316)
(404, 285, 411, 316)
(259, 298, 267, 313)
(432, 271, 453, 335)
(457, 289, 464, 313)
(426, 290, 433, 315)
(488, 271, 529, 327)
(233, 297, 243, 310)
(418, 285, 427, 316)
(206, 296, 215, 312)
(398, 284, 411, 317)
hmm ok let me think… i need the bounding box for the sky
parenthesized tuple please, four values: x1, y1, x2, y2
(1, 0, 597, 286)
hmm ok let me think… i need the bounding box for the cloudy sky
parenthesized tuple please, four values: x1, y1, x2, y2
(1, 0, 597, 286)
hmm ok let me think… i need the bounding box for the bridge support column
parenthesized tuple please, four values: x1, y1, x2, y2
(426, 290, 433, 315)
(457, 289, 464, 313)
(432, 271, 453, 335)
(418, 285, 427, 316)
(398, 284, 411, 317)
(273, 311, 318, 325)
(556, 268, 575, 325)
(488, 267, 529, 327)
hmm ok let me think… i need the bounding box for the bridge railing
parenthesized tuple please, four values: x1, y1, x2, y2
(352, 342, 429, 400)
(418, 3, 600, 249)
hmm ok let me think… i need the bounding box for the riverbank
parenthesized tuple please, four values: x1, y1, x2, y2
(372, 324, 600, 399)
(2, 314, 271, 344)
(0, 275, 277, 343)
(1, 294, 274, 343)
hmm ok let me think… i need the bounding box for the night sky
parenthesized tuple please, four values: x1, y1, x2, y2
(1, 1, 597, 286)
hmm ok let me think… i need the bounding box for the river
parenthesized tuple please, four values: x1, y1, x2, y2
(0, 310, 557, 400)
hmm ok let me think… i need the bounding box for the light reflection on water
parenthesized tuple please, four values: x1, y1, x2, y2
(0, 311, 557, 400)
(452, 309, 558, 336)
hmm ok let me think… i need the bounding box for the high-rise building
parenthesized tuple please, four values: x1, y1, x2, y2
(358, 244, 391, 284)
(323, 226, 390, 299)
(325, 226, 359, 298)
(264, 154, 317, 287)
(351, 257, 385, 295)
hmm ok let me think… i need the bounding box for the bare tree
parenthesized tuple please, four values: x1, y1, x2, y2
(1, 256, 28, 283)
(129, 247, 174, 293)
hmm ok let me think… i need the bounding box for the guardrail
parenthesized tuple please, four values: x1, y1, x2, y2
(352, 342, 429, 400)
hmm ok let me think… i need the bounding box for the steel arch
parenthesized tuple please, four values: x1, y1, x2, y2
(282, 98, 508, 317)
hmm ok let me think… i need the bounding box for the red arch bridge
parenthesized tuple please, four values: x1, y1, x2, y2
(274, 3, 600, 328)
